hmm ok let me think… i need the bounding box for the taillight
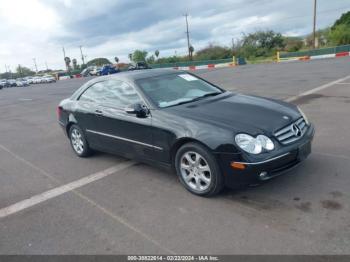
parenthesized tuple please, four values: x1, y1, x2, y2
(56, 106, 62, 119)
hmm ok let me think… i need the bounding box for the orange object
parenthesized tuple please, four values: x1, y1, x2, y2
(230, 162, 246, 170)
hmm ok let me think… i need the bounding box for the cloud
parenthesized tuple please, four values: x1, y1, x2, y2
(0, 0, 348, 71)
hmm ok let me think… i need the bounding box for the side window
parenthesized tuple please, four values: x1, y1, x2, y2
(79, 80, 142, 107)
(79, 82, 106, 103)
(102, 80, 142, 108)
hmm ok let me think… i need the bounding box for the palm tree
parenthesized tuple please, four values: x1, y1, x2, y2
(64, 57, 71, 71)
(155, 50, 159, 58)
(114, 57, 119, 63)
(189, 46, 194, 60)
(72, 58, 78, 70)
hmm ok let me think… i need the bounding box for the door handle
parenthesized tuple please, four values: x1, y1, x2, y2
(95, 109, 104, 116)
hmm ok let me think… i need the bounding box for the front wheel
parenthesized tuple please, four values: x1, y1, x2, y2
(175, 142, 224, 197)
(69, 124, 92, 157)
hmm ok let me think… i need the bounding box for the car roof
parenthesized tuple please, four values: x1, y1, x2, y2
(71, 69, 187, 102)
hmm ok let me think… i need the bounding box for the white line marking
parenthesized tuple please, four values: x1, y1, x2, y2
(0, 144, 175, 253)
(0, 161, 135, 218)
(18, 98, 33, 101)
(0, 144, 59, 182)
(285, 75, 350, 102)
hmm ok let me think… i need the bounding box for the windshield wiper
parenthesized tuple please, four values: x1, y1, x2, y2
(191, 92, 222, 102)
(168, 92, 222, 107)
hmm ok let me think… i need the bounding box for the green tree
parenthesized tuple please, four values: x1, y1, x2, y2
(114, 57, 119, 63)
(16, 65, 35, 77)
(283, 37, 304, 52)
(72, 58, 78, 70)
(328, 24, 350, 45)
(332, 11, 350, 30)
(305, 28, 330, 48)
(132, 50, 148, 62)
(189, 46, 194, 60)
(238, 30, 285, 58)
(86, 58, 112, 67)
(155, 50, 159, 58)
(326, 11, 350, 46)
(146, 55, 155, 64)
(64, 57, 71, 71)
(195, 44, 232, 60)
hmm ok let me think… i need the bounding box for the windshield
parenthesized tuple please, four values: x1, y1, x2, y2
(136, 73, 223, 108)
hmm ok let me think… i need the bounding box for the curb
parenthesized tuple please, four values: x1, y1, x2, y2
(173, 62, 236, 70)
(280, 51, 349, 63)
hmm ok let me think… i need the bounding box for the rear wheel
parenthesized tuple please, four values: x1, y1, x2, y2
(69, 124, 92, 157)
(175, 142, 224, 197)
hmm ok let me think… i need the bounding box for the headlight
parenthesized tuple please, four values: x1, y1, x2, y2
(297, 106, 309, 125)
(235, 134, 262, 154)
(256, 135, 274, 150)
(235, 134, 274, 154)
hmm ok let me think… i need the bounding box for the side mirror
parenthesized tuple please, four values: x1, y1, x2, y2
(125, 103, 149, 118)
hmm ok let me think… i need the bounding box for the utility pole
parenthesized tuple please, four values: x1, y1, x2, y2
(184, 13, 191, 60)
(45, 61, 49, 71)
(62, 46, 67, 71)
(79, 45, 85, 65)
(33, 58, 38, 73)
(312, 0, 317, 49)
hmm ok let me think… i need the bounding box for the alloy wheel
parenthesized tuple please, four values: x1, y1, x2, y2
(70, 128, 84, 154)
(180, 151, 212, 192)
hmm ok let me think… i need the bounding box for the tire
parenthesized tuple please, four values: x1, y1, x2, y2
(175, 142, 224, 197)
(68, 124, 92, 157)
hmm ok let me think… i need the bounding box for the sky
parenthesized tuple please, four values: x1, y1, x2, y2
(0, 0, 349, 72)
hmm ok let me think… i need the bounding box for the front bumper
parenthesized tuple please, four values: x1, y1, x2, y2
(217, 124, 315, 188)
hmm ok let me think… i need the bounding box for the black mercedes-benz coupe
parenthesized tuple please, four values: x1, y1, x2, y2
(58, 69, 314, 196)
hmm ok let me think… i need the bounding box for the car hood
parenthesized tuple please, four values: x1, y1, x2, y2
(165, 92, 301, 135)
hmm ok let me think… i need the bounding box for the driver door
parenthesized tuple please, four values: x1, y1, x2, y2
(86, 80, 155, 161)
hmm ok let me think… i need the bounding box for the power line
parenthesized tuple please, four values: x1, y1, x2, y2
(280, 5, 349, 22)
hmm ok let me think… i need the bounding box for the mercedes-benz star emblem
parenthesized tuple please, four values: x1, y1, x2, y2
(291, 124, 302, 137)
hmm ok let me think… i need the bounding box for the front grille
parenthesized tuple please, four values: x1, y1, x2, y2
(274, 118, 308, 145)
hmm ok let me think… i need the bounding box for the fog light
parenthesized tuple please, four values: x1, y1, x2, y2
(259, 172, 268, 180)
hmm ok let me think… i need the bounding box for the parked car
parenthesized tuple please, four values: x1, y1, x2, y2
(32, 76, 44, 84)
(23, 80, 30, 86)
(16, 78, 29, 87)
(89, 66, 100, 76)
(16, 80, 24, 87)
(98, 65, 120, 75)
(128, 61, 151, 71)
(24, 77, 34, 84)
(80, 68, 91, 77)
(57, 69, 314, 197)
(7, 79, 17, 87)
(42, 75, 56, 83)
(0, 79, 9, 88)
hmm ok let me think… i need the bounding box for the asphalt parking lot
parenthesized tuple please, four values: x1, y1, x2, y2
(0, 57, 350, 254)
